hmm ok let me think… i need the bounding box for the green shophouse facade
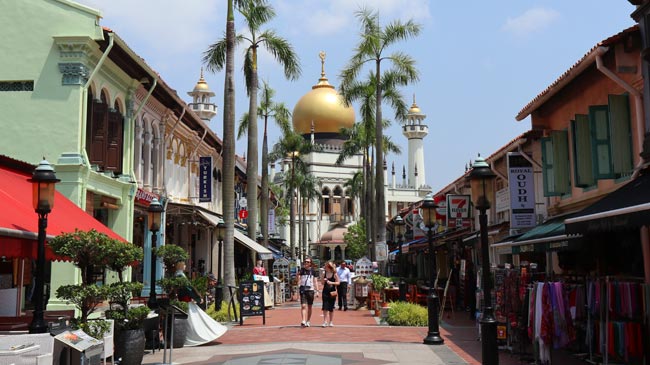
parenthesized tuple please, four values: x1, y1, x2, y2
(0, 0, 152, 310)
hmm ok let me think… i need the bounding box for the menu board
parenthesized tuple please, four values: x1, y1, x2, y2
(239, 280, 265, 325)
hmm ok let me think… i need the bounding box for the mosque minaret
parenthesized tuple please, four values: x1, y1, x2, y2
(187, 68, 218, 124)
(402, 95, 428, 189)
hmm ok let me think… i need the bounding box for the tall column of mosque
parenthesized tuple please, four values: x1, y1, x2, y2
(402, 95, 428, 189)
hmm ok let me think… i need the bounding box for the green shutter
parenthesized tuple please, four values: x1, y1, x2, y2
(553, 130, 570, 194)
(589, 105, 613, 179)
(608, 94, 633, 177)
(541, 131, 570, 196)
(572, 114, 594, 187)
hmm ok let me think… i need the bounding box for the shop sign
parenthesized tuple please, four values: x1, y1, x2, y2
(375, 241, 388, 261)
(199, 156, 212, 202)
(497, 325, 507, 340)
(239, 209, 248, 219)
(446, 194, 471, 228)
(135, 188, 159, 206)
(268, 208, 275, 234)
(508, 152, 536, 229)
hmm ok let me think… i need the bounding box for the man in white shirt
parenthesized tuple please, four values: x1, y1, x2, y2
(336, 261, 352, 310)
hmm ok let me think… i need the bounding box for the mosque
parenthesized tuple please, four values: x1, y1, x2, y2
(272, 52, 432, 262)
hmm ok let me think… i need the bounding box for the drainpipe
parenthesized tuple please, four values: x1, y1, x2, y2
(188, 128, 209, 201)
(594, 46, 645, 177)
(162, 107, 186, 195)
(80, 32, 114, 165)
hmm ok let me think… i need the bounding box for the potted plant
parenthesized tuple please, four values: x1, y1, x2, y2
(104, 243, 148, 365)
(370, 274, 391, 304)
(154, 244, 189, 348)
(48, 229, 114, 339)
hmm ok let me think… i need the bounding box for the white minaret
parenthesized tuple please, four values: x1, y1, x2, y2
(187, 68, 218, 124)
(402, 94, 428, 189)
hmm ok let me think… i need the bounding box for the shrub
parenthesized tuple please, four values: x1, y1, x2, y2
(386, 301, 428, 326)
(206, 300, 238, 323)
(105, 306, 151, 331)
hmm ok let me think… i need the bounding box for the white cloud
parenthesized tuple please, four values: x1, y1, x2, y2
(502, 7, 560, 37)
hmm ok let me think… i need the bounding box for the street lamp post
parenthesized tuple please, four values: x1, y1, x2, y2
(147, 198, 164, 309)
(468, 155, 498, 365)
(393, 215, 407, 301)
(28, 159, 60, 334)
(215, 218, 225, 310)
(420, 196, 444, 345)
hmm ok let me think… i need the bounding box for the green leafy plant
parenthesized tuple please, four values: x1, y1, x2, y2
(154, 244, 188, 275)
(343, 219, 368, 261)
(206, 300, 238, 322)
(370, 274, 391, 303)
(50, 229, 145, 338)
(56, 284, 109, 323)
(386, 301, 428, 326)
(191, 276, 208, 298)
(104, 306, 150, 331)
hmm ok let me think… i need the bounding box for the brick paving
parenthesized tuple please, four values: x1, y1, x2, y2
(141, 296, 545, 365)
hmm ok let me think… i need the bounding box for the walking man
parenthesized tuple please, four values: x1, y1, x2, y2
(336, 261, 351, 310)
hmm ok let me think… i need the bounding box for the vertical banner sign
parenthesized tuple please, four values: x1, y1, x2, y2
(268, 208, 276, 234)
(199, 156, 212, 202)
(446, 195, 471, 228)
(507, 152, 535, 228)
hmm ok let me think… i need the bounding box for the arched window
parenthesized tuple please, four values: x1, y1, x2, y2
(86, 89, 124, 173)
(332, 186, 342, 219)
(321, 187, 331, 215)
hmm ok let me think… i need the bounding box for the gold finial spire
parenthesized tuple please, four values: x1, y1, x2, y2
(319, 51, 326, 78)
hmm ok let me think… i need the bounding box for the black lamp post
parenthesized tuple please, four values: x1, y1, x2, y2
(393, 215, 407, 301)
(147, 197, 164, 309)
(28, 159, 60, 334)
(468, 155, 498, 365)
(215, 217, 225, 310)
(421, 195, 444, 345)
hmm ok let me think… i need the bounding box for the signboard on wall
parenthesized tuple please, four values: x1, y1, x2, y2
(507, 152, 535, 228)
(446, 194, 471, 228)
(199, 156, 212, 202)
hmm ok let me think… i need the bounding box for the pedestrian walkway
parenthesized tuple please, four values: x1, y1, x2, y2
(141, 299, 528, 365)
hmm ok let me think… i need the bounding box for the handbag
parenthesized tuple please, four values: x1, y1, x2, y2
(329, 285, 338, 297)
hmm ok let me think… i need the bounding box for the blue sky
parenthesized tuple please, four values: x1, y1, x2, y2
(74, 0, 637, 193)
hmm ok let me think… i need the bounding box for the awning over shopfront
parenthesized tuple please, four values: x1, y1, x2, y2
(565, 173, 650, 234)
(0, 162, 126, 260)
(197, 210, 273, 260)
(494, 216, 582, 255)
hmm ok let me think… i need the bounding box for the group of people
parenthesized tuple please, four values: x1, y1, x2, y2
(297, 259, 352, 328)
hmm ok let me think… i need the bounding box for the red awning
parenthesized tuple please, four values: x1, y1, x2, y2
(0, 165, 126, 260)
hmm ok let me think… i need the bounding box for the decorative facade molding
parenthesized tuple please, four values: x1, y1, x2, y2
(58, 62, 89, 85)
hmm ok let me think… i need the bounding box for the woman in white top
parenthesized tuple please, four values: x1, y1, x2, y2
(296, 258, 319, 327)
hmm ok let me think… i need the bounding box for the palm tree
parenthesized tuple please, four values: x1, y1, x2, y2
(337, 73, 403, 246)
(237, 82, 291, 248)
(340, 8, 420, 259)
(269, 131, 317, 258)
(202, 0, 244, 304)
(204, 0, 301, 241)
(344, 170, 363, 222)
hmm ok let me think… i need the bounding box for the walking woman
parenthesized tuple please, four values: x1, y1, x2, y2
(321, 261, 340, 327)
(297, 258, 319, 327)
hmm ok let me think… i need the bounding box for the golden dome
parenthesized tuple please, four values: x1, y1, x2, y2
(408, 94, 421, 114)
(192, 68, 212, 93)
(292, 52, 354, 135)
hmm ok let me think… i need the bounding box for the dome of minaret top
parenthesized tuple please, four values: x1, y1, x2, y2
(188, 68, 215, 97)
(292, 51, 355, 135)
(407, 94, 424, 118)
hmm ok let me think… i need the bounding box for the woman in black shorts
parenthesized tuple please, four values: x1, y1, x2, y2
(297, 258, 319, 327)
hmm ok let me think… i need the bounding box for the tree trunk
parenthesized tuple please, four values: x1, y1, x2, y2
(289, 158, 295, 259)
(260, 116, 269, 248)
(246, 50, 259, 242)
(374, 60, 386, 260)
(222, 0, 236, 304)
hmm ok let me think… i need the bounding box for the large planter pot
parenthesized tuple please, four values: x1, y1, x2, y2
(114, 328, 145, 365)
(165, 316, 188, 349)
